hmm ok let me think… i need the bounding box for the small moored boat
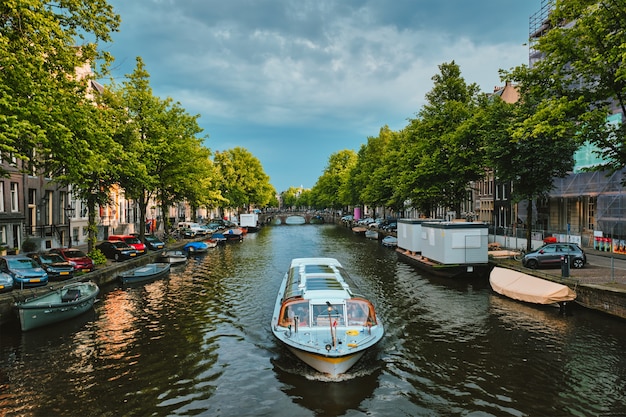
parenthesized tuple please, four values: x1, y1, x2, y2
(489, 266, 576, 306)
(183, 241, 210, 253)
(15, 281, 100, 331)
(158, 250, 188, 265)
(381, 235, 397, 247)
(365, 229, 379, 240)
(118, 263, 171, 284)
(271, 257, 384, 377)
(351, 226, 367, 235)
(203, 239, 218, 248)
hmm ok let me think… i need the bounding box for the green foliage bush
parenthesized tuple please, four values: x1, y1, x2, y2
(88, 248, 107, 266)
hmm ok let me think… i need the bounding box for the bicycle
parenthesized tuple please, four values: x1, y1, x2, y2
(513, 247, 527, 261)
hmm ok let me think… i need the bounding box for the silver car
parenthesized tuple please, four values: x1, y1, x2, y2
(522, 243, 586, 269)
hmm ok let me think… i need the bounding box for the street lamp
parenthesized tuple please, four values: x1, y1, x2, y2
(65, 205, 75, 248)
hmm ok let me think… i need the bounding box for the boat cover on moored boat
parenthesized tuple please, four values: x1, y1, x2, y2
(489, 266, 576, 305)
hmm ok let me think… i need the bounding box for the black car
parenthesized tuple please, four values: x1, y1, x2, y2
(96, 241, 139, 262)
(28, 252, 74, 281)
(382, 221, 397, 232)
(522, 243, 586, 269)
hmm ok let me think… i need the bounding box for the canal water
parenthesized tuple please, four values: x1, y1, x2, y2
(1, 224, 625, 417)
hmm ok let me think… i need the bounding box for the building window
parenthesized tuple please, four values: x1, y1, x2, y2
(0, 182, 4, 212)
(10, 182, 18, 212)
(0, 225, 6, 245)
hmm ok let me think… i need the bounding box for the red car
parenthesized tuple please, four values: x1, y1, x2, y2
(108, 235, 147, 255)
(48, 248, 95, 273)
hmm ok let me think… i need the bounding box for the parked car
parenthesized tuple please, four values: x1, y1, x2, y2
(142, 235, 165, 251)
(368, 218, 385, 229)
(96, 241, 139, 262)
(108, 235, 147, 255)
(0, 255, 48, 289)
(49, 248, 95, 273)
(382, 221, 397, 232)
(178, 222, 208, 237)
(28, 252, 74, 281)
(522, 243, 587, 269)
(0, 271, 13, 292)
(357, 217, 375, 226)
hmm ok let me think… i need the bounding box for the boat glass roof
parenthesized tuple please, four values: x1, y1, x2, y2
(283, 259, 353, 300)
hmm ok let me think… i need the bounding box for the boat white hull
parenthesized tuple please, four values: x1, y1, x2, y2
(273, 325, 382, 377)
(286, 346, 365, 376)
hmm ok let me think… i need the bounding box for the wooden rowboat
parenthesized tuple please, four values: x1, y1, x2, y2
(118, 263, 171, 284)
(15, 281, 100, 331)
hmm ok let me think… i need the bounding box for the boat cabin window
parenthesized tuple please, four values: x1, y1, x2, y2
(312, 303, 345, 327)
(279, 301, 310, 327)
(346, 299, 377, 326)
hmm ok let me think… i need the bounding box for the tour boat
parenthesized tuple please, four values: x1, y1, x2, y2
(271, 257, 384, 377)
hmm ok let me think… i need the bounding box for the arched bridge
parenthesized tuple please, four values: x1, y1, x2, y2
(258, 212, 336, 225)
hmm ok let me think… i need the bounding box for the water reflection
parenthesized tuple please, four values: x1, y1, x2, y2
(273, 355, 382, 417)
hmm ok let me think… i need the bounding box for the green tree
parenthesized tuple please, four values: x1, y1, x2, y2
(1, 1, 119, 251)
(281, 187, 302, 209)
(106, 57, 219, 237)
(491, 66, 581, 248)
(382, 128, 414, 215)
(347, 126, 396, 215)
(529, 0, 626, 177)
(107, 58, 164, 241)
(214, 147, 275, 214)
(52, 96, 124, 252)
(312, 149, 357, 210)
(0, 0, 119, 177)
(400, 61, 482, 217)
(153, 102, 220, 232)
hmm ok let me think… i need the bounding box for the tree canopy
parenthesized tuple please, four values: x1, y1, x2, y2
(0, 0, 119, 177)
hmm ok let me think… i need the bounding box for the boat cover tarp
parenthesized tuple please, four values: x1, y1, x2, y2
(489, 266, 576, 304)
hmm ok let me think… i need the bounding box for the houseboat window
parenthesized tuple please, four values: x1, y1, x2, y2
(279, 301, 310, 327)
(312, 303, 345, 327)
(347, 300, 377, 326)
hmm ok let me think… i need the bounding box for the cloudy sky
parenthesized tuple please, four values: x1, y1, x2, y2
(102, 0, 543, 192)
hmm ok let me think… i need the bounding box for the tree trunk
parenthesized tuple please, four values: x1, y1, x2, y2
(525, 197, 533, 252)
(87, 195, 97, 254)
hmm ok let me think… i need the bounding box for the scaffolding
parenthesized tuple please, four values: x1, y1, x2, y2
(529, 0, 555, 67)
(550, 169, 626, 238)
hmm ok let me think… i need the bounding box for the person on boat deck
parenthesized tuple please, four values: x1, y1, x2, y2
(294, 304, 309, 326)
(347, 302, 367, 325)
(283, 302, 309, 326)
